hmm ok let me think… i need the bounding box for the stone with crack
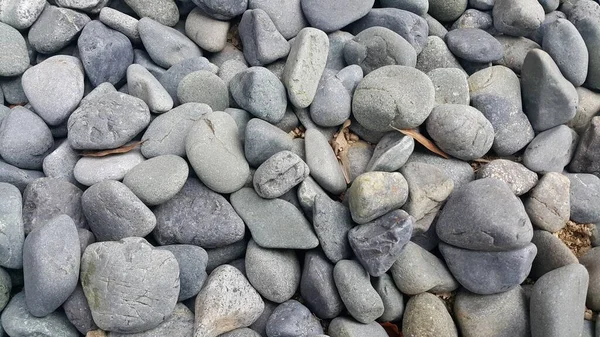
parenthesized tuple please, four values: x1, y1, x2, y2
(252, 150, 309, 199)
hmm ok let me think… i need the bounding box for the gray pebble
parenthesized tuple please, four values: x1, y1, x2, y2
(328, 317, 387, 337)
(78, 21, 133, 87)
(231, 187, 318, 249)
(447, 28, 504, 63)
(108, 303, 194, 337)
(0, 160, 44, 193)
(253, 151, 309, 199)
(566, 173, 600, 224)
(427, 68, 470, 106)
(381, 0, 428, 15)
(310, 66, 363, 127)
(159, 57, 217, 106)
(451, 9, 493, 30)
(230, 67, 287, 123)
(124, 0, 179, 26)
(300, 250, 344, 319)
(185, 8, 229, 53)
(0, 23, 30, 77)
(80, 81, 116, 106)
(29, 5, 90, 54)
(0, 183, 24, 269)
(326, 31, 354, 71)
(191, 0, 248, 20)
(63, 284, 97, 335)
(220, 328, 262, 337)
(569, 0, 600, 90)
(82, 180, 156, 241)
(568, 87, 600, 134)
(401, 162, 454, 220)
(81, 238, 180, 333)
(123, 155, 188, 206)
(0, 0, 46, 29)
(244, 118, 295, 167)
(468, 65, 522, 110)
(127, 64, 173, 113)
(476, 159, 538, 196)
(333, 259, 384, 324)
(206, 239, 247, 273)
(366, 132, 414, 172)
(158, 245, 208, 301)
(571, 116, 600, 175)
(402, 293, 458, 337)
(428, 0, 467, 22)
(347, 171, 408, 224)
(239, 9, 290, 66)
(248, 0, 307, 39)
(525, 172, 570, 232)
(266, 300, 323, 337)
(99, 7, 140, 43)
(530, 230, 577, 280)
(542, 19, 588, 86)
(312, 194, 354, 263)
(372, 273, 403, 323)
(522, 125, 578, 174)
(42, 140, 80, 185)
(250, 300, 277, 336)
(300, 0, 373, 33)
(0, 74, 28, 105)
(580, 247, 600, 311)
(226, 107, 252, 142)
(495, 36, 541, 74)
(305, 128, 347, 195)
(178, 70, 229, 111)
(493, 0, 545, 36)
(211, 43, 247, 68)
(73, 150, 145, 186)
(406, 151, 475, 190)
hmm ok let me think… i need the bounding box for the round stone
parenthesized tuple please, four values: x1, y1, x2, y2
(123, 155, 188, 206)
(446, 28, 504, 63)
(73, 150, 145, 186)
(178, 70, 229, 112)
(123, 0, 179, 26)
(265, 300, 324, 336)
(300, 0, 374, 33)
(0, 22, 30, 77)
(230, 67, 287, 123)
(28, 5, 90, 54)
(402, 293, 458, 337)
(186, 8, 229, 53)
(542, 18, 589, 86)
(0, 0, 46, 29)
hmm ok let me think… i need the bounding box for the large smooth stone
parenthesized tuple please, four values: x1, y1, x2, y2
(492, 0, 545, 36)
(28, 5, 90, 54)
(0, 22, 30, 76)
(123, 155, 188, 206)
(542, 18, 589, 86)
(312, 194, 354, 263)
(0, 0, 46, 29)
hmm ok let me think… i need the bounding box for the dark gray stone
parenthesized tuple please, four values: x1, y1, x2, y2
(0, 22, 30, 77)
(525, 172, 571, 233)
(348, 171, 408, 224)
(244, 118, 295, 167)
(266, 300, 324, 337)
(250, 300, 277, 336)
(312, 194, 354, 263)
(493, 0, 545, 36)
(326, 31, 354, 71)
(566, 173, 600, 223)
(253, 151, 309, 199)
(428, 0, 467, 22)
(230, 67, 287, 123)
(0, 74, 28, 105)
(372, 273, 404, 323)
(28, 5, 90, 54)
(571, 116, 600, 176)
(300, 250, 344, 319)
(333, 259, 384, 324)
(191, 0, 248, 20)
(300, 0, 373, 33)
(63, 284, 97, 335)
(154, 178, 245, 248)
(78, 21, 133, 87)
(542, 19, 588, 86)
(0, 183, 24, 269)
(81, 180, 156, 241)
(436, 178, 533, 251)
(530, 230, 578, 280)
(567, 0, 600, 90)
(158, 245, 208, 302)
(522, 125, 578, 174)
(238, 9, 290, 66)
(402, 293, 458, 337)
(495, 36, 541, 74)
(447, 28, 504, 63)
(310, 66, 363, 127)
(349, 209, 413, 276)
(476, 159, 538, 196)
(0, 0, 46, 29)
(401, 162, 454, 220)
(159, 57, 216, 106)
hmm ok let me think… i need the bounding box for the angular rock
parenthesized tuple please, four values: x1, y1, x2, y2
(333, 259, 384, 324)
(230, 67, 287, 123)
(123, 155, 188, 206)
(239, 9, 290, 66)
(28, 5, 90, 54)
(402, 293, 458, 337)
(522, 125, 578, 174)
(0, 183, 24, 269)
(347, 171, 408, 224)
(525, 172, 570, 232)
(266, 300, 324, 336)
(476, 159, 538, 196)
(300, 250, 345, 319)
(493, 0, 545, 36)
(126, 64, 173, 113)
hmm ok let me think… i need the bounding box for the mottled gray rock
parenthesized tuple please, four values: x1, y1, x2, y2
(476, 160, 538, 196)
(191, 0, 248, 20)
(428, 0, 467, 22)
(406, 151, 475, 189)
(74, 150, 145, 186)
(138, 17, 202, 69)
(127, 64, 173, 113)
(300, 0, 373, 33)
(108, 303, 194, 337)
(124, 0, 179, 26)
(185, 8, 229, 53)
(283, 28, 329, 108)
(312, 194, 354, 263)
(1, 292, 79, 337)
(68, 91, 150, 150)
(525, 172, 570, 232)
(571, 116, 600, 176)
(158, 245, 208, 302)
(328, 317, 387, 337)
(417, 37, 464, 73)
(451, 9, 493, 30)
(123, 155, 187, 206)
(365, 133, 413, 172)
(154, 178, 244, 248)
(248, 0, 307, 39)
(304, 128, 347, 195)
(211, 43, 247, 68)
(440, 242, 537, 295)
(82, 180, 156, 241)
(0, 23, 30, 77)
(28, 5, 90, 54)
(0, 0, 46, 29)
(349, 8, 429, 53)
(239, 9, 290, 66)
(542, 19, 588, 86)
(569, 87, 600, 134)
(401, 162, 454, 220)
(579, 247, 600, 311)
(231, 187, 318, 249)
(566, 173, 600, 224)
(0, 107, 53, 170)
(521, 49, 578, 131)
(266, 300, 323, 337)
(248, 300, 276, 336)
(568, 0, 600, 90)
(194, 265, 264, 337)
(230, 67, 287, 123)
(530, 264, 589, 337)
(349, 210, 413, 276)
(468, 65, 522, 110)
(0, 160, 44, 193)
(424, 13, 448, 39)
(81, 238, 180, 333)
(0, 183, 23, 269)
(530, 230, 577, 279)
(310, 66, 363, 127)
(99, 7, 140, 42)
(333, 259, 384, 323)
(447, 28, 504, 63)
(78, 21, 133, 87)
(178, 71, 228, 111)
(402, 293, 458, 337)
(159, 57, 217, 106)
(245, 118, 295, 167)
(80, 81, 116, 106)
(205, 240, 247, 273)
(63, 284, 97, 335)
(454, 286, 530, 337)
(252, 151, 309, 199)
(390, 241, 458, 295)
(42, 140, 80, 185)
(426, 104, 494, 161)
(493, 0, 545, 36)
(495, 36, 541, 74)
(219, 328, 261, 337)
(427, 68, 469, 106)
(436, 178, 533, 251)
(522, 125, 578, 174)
(381, 0, 427, 15)
(301, 250, 344, 319)
(348, 171, 408, 224)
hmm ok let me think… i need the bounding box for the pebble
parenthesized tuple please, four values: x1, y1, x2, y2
(0, 183, 24, 269)
(108, 303, 195, 337)
(569, 88, 600, 134)
(470, 94, 535, 156)
(206, 240, 247, 272)
(62, 284, 97, 335)
(158, 245, 208, 302)
(495, 36, 540, 74)
(0, 0, 46, 29)
(78, 21, 133, 87)
(571, 116, 600, 175)
(248, 0, 307, 39)
(426, 104, 494, 161)
(566, 173, 600, 224)
(401, 162, 454, 220)
(436, 178, 533, 251)
(451, 9, 493, 30)
(402, 293, 458, 337)
(194, 265, 264, 337)
(344, 27, 416, 74)
(0, 23, 30, 77)
(424, 14, 448, 39)
(333, 259, 384, 324)
(266, 300, 324, 336)
(468, 65, 523, 110)
(349, 209, 413, 276)
(521, 49, 578, 132)
(245, 117, 295, 166)
(80, 81, 116, 106)
(522, 125, 578, 174)
(349, 8, 429, 54)
(353, 65, 435, 131)
(191, 0, 248, 20)
(493, 0, 545, 36)
(310, 66, 362, 127)
(347, 171, 408, 224)
(300, 250, 344, 319)
(328, 317, 388, 337)
(427, 68, 470, 106)
(366, 132, 413, 173)
(304, 128, 347, 195)
(124, 0, 179, 27)
(446, 28, 504, 63)
(530, 264, 589, 337)
(239, 9, 290, 66)
(0, 106, 53, 170)
(300, 0, 373, 33)
(390, 241, 458, 295)
(185, 8, 229, 53)
(68, 92, 150, 150)
(0, 160, 44, 193)
(530, 230, 578, 279)
(312, 194, 354, 263)
(249, 300, 277, 336)
(141, 103, 210, 158)
(230, 67, 287, 123)
(476, 159, 538, 196)
(159, 57, 217, 106)
(178, 70, 229, 111)
(81, 180, 156, 241)
(138, 17, 202, 69)
(73, 150, 145, 186)
(28, 5, 91, 54)
(381, 0, 428, 15)
(454, 286, 530, 337)
(211, 43, 247, 67)
(372, 273, 404, 323)
(98, 8, 140, 43)
(81, 238, 180, 333)
(326, 31, 354, 71)
(440, 242, 537, 294)
(126, 64, 173, 113)
(253, 151, 309, 199)
(542, 18, 588, 86)
(569, 0, 600, 90)
(1, 292, 79, 337)
(0, 75, 28, 105)
(23, 215, 79, 317)
(579, 247, 600, 312)
(123, 155, 188, 206)
(220, 328, 261, 337)
(428, 0, 467, 22)
(525, 172, 570, 233)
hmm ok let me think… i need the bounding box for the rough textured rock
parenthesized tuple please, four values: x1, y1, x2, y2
(525, 172, 570, 232)
(177, 70, 229, 111)
(300, 0, 374, 33)
(0, 22, 30, 77)
(124, 0, 179, 26)
(253, 151, 309, 199)
(402, 293, 458, 337)
(0, 0, 46, 29)
(476, 159, 538, 196)
(566, 173, 600, 224)
(347, 171, 409, 224)
(312, 194, 355, 263)
(265, 300, 324, 337)
(401, 162, 454, 220)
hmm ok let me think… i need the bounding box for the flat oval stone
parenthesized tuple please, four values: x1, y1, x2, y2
(126, 64, 173, 113)
(124, 0, 179, 26)
(446, 28, 504, 63)
(543, 19, 588, 86)
(347, 171, 408, 224)
(123, 155, 188, 206)
(57, 0, 109, 14)
(0, 183, 24, 269)
(525, 172, 570, 233)
(253, 150, 309, 199)
(81, 238, 180, 334)
(230, 67, 287, 123)
(333, 259, 384, 324)
(436, 178, 533, 251)
(230, 187, 318, 249)
(238, 9, 290, 66)
(305, 128, 347, 195)
(522, 125, 578, 174)
(0, 0, 46, 29)
(440, 242, 537, 295)
(266, 300, 324, 336)
(23, 215, 80, 317)
(185, 8, 229, 53)
(402, 293, 458, 337)
(194, 265, 264, 337)
(476, 159, 538, 196)
(158, 245, 208, 302)
(81, 180, 156, 241)
(300, 0, 373, 33)
(78, 20, 133, 87)
(68, 91, 150, 150)
(245, 240, 301, 303)
(300, 250, 345, 319)
(186, 111, 249, 194)
(177, 70, 229, 111)
(493, 0, 545, 36)
(153, 178, 245, 248)
(74, 150, 145, 186)
(0, 22, 30, 77)
(99, 7, 140, 42)
(353, 65, 435, 131)
(28, 5, 90, 54)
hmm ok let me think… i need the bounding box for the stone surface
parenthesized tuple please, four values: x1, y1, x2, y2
(108, 303, 194, 337)
(451, 9, 493, 30)
(159, 57, 216, 106)
(127, 64, 173, 113)
(191, 0, 248, 20)
(0, 183, 24, 269)
(185, 8, 229, 52)
(568, 0, 600, 90)
(63, 284, 97, 335)
(300, 0, 374, 33)
(566, 173, 600, 224)
(0, 160, 44, 193)
(366, 132, 414, 172)
(401, 162, 454, 220)
(571, 116, 600, 176)
(248, 0, 307, 39)
(28, 5, 90, 54)
(230, 67, 287, 123)
(525, 172, 570, 232)
(158, 245, 208, 302)
(495, 36, 540, 74)
(123, 155, 188, 206)
(253, 151, 309, 199)
(73, 150, 145, 186)
(402, 293, 458, 337)
(569, 88, 600, 134)
(530, 230, 578, 280)
(99, 7, 140, 42)
(124, 0, 179, 26)
(312, 194, 355, 263)
(468, 65, 523, 109)
(304, 128, 347, 195)
(446, 28, 504, 63)
(476, 159, 538, 196)
(427, 68, 470, 106)
(0, 22, 30, 77)
(416, 36, 464, 73)
(178, 70, 229, 111)
(493, 0, 545, 36)
(244, 118, 295, 167)
(373, 273, 404, 323)
(42, 140, 80, 185)
(328, 317, 388, 337)
(0, 0, 46, 29)
(347, 171, 409, 224)
(300, 250, 344, 319)
(542, 18, 588, 86)
(310, 65, 362, 127)
(238, 9, 290, 66)
(522, 125, 578, 174)
(333, 259, 384, 324)
(266, 300, 324, 337)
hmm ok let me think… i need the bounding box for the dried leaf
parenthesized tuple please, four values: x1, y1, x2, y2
(81, 140, 145, 157)
(471, 158, 491, 163)
(331, 120, 352, 184)
(391, 126, 450, 159)
(380, 322, 402, 337)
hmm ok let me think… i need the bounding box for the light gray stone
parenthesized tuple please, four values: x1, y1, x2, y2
(42, 139, 80, 185)
(428, 68, 470, 106)
(402, 293, 458, 337)
(304, 128, 347, 195)
(328, 317, 388, 337)
(525, 172, 570, 232)
(476, 159, 538, 196)
(73, 150, 145, 186)
(522, 125, 578, 174)
(0, 24, 29, 77)
(493, 0, 545, 36)
(124, 0, 179, 26)
(28, 5, 90, 54)
(185, 8, 229, 53)
(100, 7, 140, 42)
(0, 0, 46, 29)
(127, 64, 173, 113)
(347, 171, 408, 224)
(416, 36, 464, 74)
(333, 259, 384, 324)
(248, 0, 307, 39)
(0, 183, 23, 269)
(108, 303, 194, 337)
(238, 9, 290, 66)
(230, 67, 287, 123)
(253, 151, 309, 199)
(123, 155, 188, 206)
